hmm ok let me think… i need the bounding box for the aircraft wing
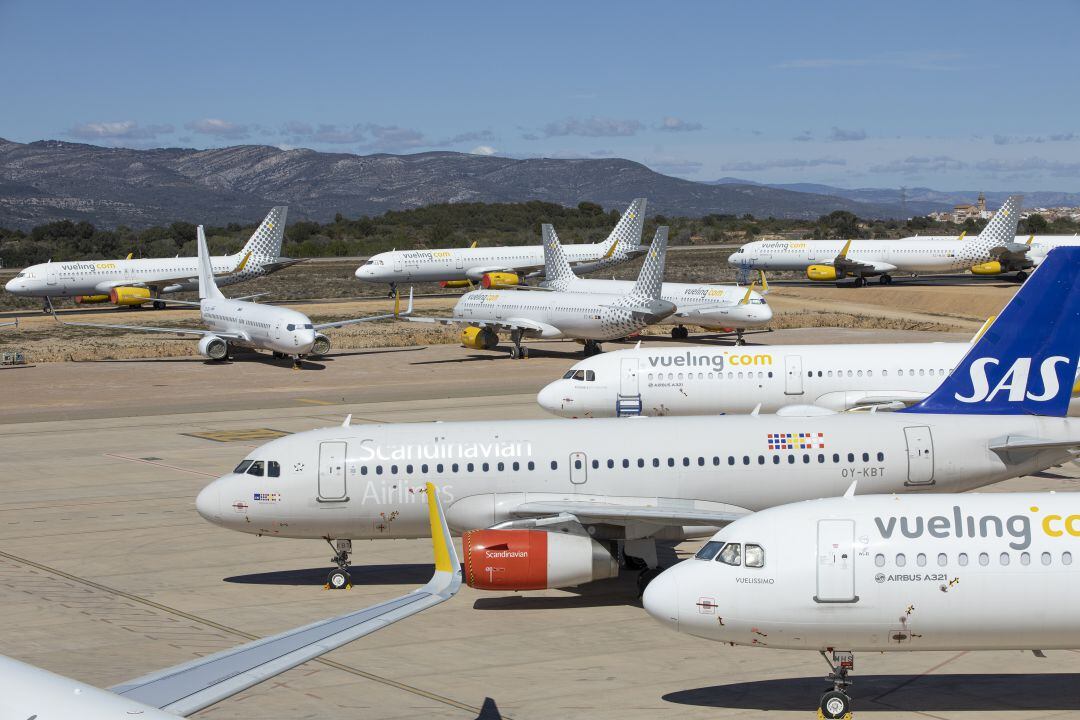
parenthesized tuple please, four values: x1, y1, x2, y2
(464, 265, 522, 281)
(55, 317, 247, 339)
(509, 500, 750, 528)
(314, 288, 413, 330)
(989, 436, 1080, 454)
(405, 314, 555, 336)
(109, 483, 460, 717)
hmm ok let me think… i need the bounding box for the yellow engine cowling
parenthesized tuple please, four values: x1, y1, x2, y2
(75, 294, 110, 304)
(481, 272, 520, 289)
(108, 287, 152, 306)
(440, 280, 472, 288)
(806, 265, 839, 282)
(970, 261, 1003, 275)
(461, 326, 499, 350)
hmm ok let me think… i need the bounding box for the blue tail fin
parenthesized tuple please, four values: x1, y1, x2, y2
(902, 246, 1079, 416)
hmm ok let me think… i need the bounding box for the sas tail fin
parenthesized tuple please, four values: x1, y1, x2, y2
(542, 224, 579, 290)
(236, 206, 288, 266)
(902, 246, 1080, 416)
(629, 226, 669, 302)
(197, 226, 224, 300)
(964, 195, 1023, 250)
(596, 198, 646, 258)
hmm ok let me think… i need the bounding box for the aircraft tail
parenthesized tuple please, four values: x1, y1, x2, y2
(542, 224, 580, 290)
(963, 195, 1022, 251)
(197, 226, 225, 300)
(596, 198, 646, 257)
(629, 226, 669, 302)
(233, 206, 288, 269)
(902, 246, 1079, 416)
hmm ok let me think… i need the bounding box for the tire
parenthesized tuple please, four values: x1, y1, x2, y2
(1015, 271, 1028, 283)
(521, 346, 530, 359)
(735, 338, 746, 346)
(153, 300, 165, 310)
(855, 277, 867, 288)
(819, 690, 851, 719)
(327, 570, 351, 590)
(879, 274, 892, 285)
(509, 345, 520, 360)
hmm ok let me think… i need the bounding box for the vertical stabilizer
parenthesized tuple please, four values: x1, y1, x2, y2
(629, 226, 669, 302)
(962, 195, 1023, 258)
(542, 224, 579, 290)
(237, 206, 288, 264)
(596, 198, 646, 256)
(197, 226, 225, 300)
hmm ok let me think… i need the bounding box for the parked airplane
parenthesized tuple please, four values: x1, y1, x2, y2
(52, 227, 410, 367)
(728, 195, 1023, 285)
(354, 198, 648, 295)
(195, 247, 1079, 593)
(5, 207, 300, 310)
(405, 226, 674, 358)
(0, 484, 459, 719)
(643, 490, 1080, 718)
(539, 224, 771, 342)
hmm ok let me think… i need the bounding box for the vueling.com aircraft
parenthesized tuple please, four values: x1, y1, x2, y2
(195, 247, 1079, 594)
(4, 207, 299, 310)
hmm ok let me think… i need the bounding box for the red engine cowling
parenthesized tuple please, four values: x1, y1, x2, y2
(462, 529, 618, 590)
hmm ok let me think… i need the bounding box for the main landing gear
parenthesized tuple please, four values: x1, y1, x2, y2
(733, 329, 746, 346)
(670, 325, 690, 340)
(1013, 270, 1028, 283)
(878, 274, 893, 285)
(325, 538, 353, 590)
(388, 283, 398, 299)
(509, 328, 530, 359)
(818, 650, 854, 719)
(583, 339, 602, 357)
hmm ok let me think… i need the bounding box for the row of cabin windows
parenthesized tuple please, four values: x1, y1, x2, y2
(647, 368, 955, 382)
(234, 460, 281, 477)
(875, 551, 1074, 568)
(694, 541, 765, 568)
(581, 452, 883, 470)
(360, 460, 538, 476)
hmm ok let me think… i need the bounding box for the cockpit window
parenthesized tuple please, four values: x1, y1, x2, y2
(233, 460, 253, 474)
(286, 324, 295, 331)
(303, 324, 314, 329)
(563, 369, 576, 379)
(717, 543, 742, 566)
(268, 460, 280, 477)
(695, 540, 724, 560)
(247, 460, 265, 477)
(585, 370, 595, 381)
(751, 298, 767, 305)
(745, 544, 765, 568)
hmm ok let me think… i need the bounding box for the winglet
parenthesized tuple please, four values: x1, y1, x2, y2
(1027, 234, 1035, 246)
(126, 252, 133, 260)
(342, 414, 352, 427)
(837, 239, 853, 259)
(739, 280, 758, 305)
(469, 240, 478, 249)
(235, 250, 253, 273)
(957, 231, 967, 243)
(397, 287, 414, 317)
(635, 339, 642, 350)
(970, 315, 996, 343)
(750, 402, 761, 416)
(758, 270, 769, 294)
(425, 482, 459, 574)
(843, 480, 858, 499)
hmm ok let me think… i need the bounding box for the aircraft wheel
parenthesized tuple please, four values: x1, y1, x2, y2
(819, 690, 851, 719)
(855, 277, 867, 288)
(878, 274, 892, 285)
(152, 300, 165, 309)
(509, 345, 520, 359)
(1014, 271, 1028, 283)
(671, 326, 689, 339)
(326, 569, 351, 590)
(734, 337, 746, 346)
(521, 346, 530, 359)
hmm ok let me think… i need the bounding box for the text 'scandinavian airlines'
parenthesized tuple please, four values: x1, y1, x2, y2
(538, 320, 1080, 418)
(405, 226, 674, 358)
(195, 247, 1079, 594)
(540, 224, 771, 342)
(5, 207, 299, 309)
(728, 195, 1023, 285)
(644, 490, 1080, 717)
(354, 198, 647, 293)
(0, 485, 459, 719)
(54, 226, 410, 367)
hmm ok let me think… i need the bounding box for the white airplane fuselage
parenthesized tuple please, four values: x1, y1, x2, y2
(195, 413, 1079, 542)
(200, 297, 317, 355)
(729, 238, 985, 274)
(646, 493, 1080, 651)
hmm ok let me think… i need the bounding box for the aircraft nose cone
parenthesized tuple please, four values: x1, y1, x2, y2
(195, 482, 221, 523)
(4, 278, 21, 293)
(537, 381, 571, 416)
(642, 569, 680, 631)
(758, 302, 774, 322)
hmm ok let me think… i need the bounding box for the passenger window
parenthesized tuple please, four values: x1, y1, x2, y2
(758, 455, 765, 465)
(668, 458, 676, 467)
(622, 459, 629, 468)
(607, 459, 614, 469)
(802, 455, 810, 464)
(1064, 552, 1073, 565)
(652, 458, 660, 468)
(817, 454, 825, 463)
(637, 458, 645, 468)
(360, 465, 368, 476)
(787, 455, 795, 464)
(1042, 552, 1052, 566)
(862, 452, 869, 462)
(742, 456, 750, 465)
(247, 460, 264, 476)
(773, 455, 780, 464)
(895, 553, 906, 567)
(832, 453, 840, 463)
(528, 461, 535, 470)
(874, 553, 885, 567)
(728, 456, 735, 466)
(937, 553, 947, 567)
(406, 464, 413, 474)
(421, 464, 429, 473)
(958, 552, 969, 566)
(551, 461, 558, 470)
(466, 463, 474, 473)
(999, 552, 1010, 566)
(391, 465, 399, 474)
(717, 543, 741, 566)
(877, 452, 884, 461)
(498, 462, 505, 471)
(376, 465, 384, 475)
(682, 457, 690, 467)
(698, 457, 705, 466)
(436, 463, 444, 473)
(1020, 552, 1030, 566)
(847, 453, 855, 462)
(482, 462, 489, 472)
(695, 540, 723, 560)
(234, 460, 253, 474)
(452, 463, 459, 473)
(745, 544, 764, 568)
(978, 552, 989, 566)
(916, 553, 926, 567)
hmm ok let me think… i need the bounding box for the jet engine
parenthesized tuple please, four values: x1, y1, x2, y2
(806, 265, 839, 282)
(462, 529, 619, 590)
(461, 326, 499, 350)
(970, 261, 1003, 275)
(481, 272, 520, 289)
(75, 294, 110, 304)
(108, 287, 152, 306)
(197, 335, 229, 361)
(440, 280, 472, 289)
(311, 333, 331, 356)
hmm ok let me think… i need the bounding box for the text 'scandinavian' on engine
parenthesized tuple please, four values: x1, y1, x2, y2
(196, 248, 1079, 597)
(0, 483, 459, 719)
(51, 227, 411, 368)
(539, 223, 771, 342)
(728, 195, 1024, 285)
(5, 207, 300, 310)
(403, 226, 675, 358)
(644, 489, 1080, 718)
(354, 198, 647, 295)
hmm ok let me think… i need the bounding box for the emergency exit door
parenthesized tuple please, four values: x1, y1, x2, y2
(904, 426, 935, 485)
(785, 355, 804, 395)
(815, 519, 857, 603)
(318, 441, 348, 501)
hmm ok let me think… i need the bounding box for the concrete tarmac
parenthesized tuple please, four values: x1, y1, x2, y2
(1, 336, 1079, 719)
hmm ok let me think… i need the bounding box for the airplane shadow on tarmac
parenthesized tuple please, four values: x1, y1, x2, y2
(664, 673, 1080, 712)
(471, 572, 643, 610)
(224, 563, 436, 586)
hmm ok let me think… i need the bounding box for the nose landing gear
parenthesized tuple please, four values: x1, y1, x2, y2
(583, 339, 602, 357)
(818, 650, 853, 719)
(325, 538, 353, 590)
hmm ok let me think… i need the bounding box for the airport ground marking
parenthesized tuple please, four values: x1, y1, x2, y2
(103, 453, 218, 477)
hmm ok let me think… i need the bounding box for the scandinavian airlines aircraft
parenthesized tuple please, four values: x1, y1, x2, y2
(354, 198, 648, 294)
(643, 490, 1080, 718)
(195, 248, 1079, 593)
(53, 226, 410, 367)
(406, 226, 674, 358)
(540, 224, 772, 342)
(0, 486, 459, 719)
(728, 195, 1023, 285)
(5, 206, 299, 310)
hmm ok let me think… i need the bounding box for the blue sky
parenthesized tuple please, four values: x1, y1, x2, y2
(3, 0, 1079, 190)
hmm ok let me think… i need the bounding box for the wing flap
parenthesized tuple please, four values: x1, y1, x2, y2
(510, 500, 749, 527)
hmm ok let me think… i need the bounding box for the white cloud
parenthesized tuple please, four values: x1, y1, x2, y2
(184, 118, 252, 139)
(829, 126, 867, 142)
(68, 120, 174, 140)
(657, 116, 704, 133)
(470, 145, 496, 155)
(542, 116, 644, 138)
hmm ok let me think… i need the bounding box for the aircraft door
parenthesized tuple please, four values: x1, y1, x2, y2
(815, 519, 858, 603)
(273, 318, 282, 340)
(569, 451, 587, 485)
(619, 358, 640, 396)
(318, 441, 348, 501)
(46, 266, 57, 286)
(455, 255, 464, 270)
(393, 257, 403, 273)
(903, 426, 935, 485)
(785, 355, 804, 395)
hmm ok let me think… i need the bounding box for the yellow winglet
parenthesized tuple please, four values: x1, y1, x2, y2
(1027, 234, 1035, 246)
(1073, 377, 1080, 398)
(601, 239, 619, 260)
(970, 315, 996, 343)
(425, 482, 453, 573)
(957, 231, 967, 242)
(758, 270, 769, 294)
(739, 280, 758, 305)
(469, 240, 478, 249)
(125, 252, 133, 260)
(837, 239, 852, 259)
(235, 250, 253, 272)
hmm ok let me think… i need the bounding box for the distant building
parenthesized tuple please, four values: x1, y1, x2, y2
(951, 192, 990, 223)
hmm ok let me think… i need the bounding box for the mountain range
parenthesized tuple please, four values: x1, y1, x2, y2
(0, 138, 911, 230)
